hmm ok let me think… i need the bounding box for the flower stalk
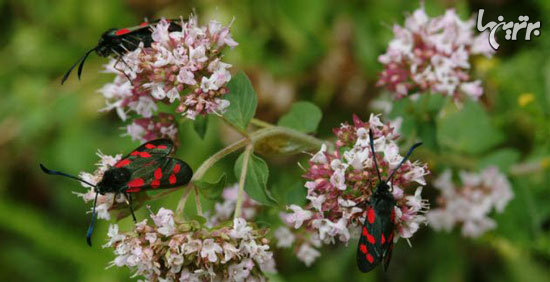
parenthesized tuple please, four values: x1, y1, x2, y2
(234, 143, 253, 219)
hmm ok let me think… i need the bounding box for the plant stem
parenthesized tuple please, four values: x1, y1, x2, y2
(234, 144, 253, 219)
(192, 138, 249, 181)
(250, 126, 328, 150)
(250, 118, 274, 128)
(175, 185, 193, 219)
(194, 185, 203, 216)
(175, 138, 249, 217)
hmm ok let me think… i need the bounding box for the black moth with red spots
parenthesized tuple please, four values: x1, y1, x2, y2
(61, 19, 182, 84)
(357, 130, 422, 273)
(40, 139, 192, 246)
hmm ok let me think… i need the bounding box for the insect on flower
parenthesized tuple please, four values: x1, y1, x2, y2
(40, 139, 192, 246)
(61, 19, 182, 84)
(357, 130, 422, 273)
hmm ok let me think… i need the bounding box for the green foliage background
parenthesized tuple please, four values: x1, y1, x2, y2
(0, 0, 548, 281)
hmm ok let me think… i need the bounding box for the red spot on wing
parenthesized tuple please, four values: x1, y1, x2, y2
(128, 178, 145, 188)
(173, 164, 181, 173)
(366, 254, 374, 263)
(169, 174, 176, 184)
(360, 244, 367, 254)
(115, 28, 131, 36)
(151, 179, 160, 188)
(126, 187, 141, 192)
(140, 152, 152, 158)
(130, 151, 140, 156)
(145, 143, 156, 149)
(367, 234, 375, 244)
(381, 234, 386, 244)
(154, 167, 163, 179)
(362, 227, 368, 236)
(139, 22, 149, 27)
(115, 159, 131, 168)
(368, 207, 375, 224)
(157, 145, 168, 149)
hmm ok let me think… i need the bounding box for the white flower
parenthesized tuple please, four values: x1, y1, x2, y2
(274, 227, 295, 248)
(104, 224, 125, 247)
(230, 218, 252, 239)
(200, 239, 223, 262)
(150, 208, 176, 236)
(228, 259, 254, 282)
(183, 239, 202, 254)
(311, 144, 328, 164)
(296, 244, 320, 267)
(286, 205, 312, 229)
(222, 242, 240, 263)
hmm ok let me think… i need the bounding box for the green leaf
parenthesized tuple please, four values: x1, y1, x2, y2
(234, 152, 277, 206)
(195, 173, 227, 200)
(192, 115, 208, 139)
(436, 100, 503, 154)
(277, 101, 322, 133)
(223, 72, 258, 130)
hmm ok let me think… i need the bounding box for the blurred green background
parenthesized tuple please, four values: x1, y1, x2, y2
(0, 0, 549, 281)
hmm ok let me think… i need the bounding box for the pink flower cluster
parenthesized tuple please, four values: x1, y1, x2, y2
(125, 113, 178, 143)
(377, 7, 494, 101)
(427, 167, 513, 238)
(105, 209, 276, 281)
(279, 114, 429, 266)
(205, 184, 259, 228)
(99, 15, 237, 143)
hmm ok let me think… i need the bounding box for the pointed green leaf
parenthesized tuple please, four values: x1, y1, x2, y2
(277, 101, 322, 133)
(223, 72, 258, 130)
(195, 173, 227, 200)
(192, 115, 208, 139)
(234, 152, 277, 206)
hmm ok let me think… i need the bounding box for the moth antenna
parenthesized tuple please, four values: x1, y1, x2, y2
(61, 47, 96, 85)
(86, 192, 99, 246)
(386, 142, 423, 182)
(368, 130, 383, 183)
(77, 47, 97, 80)
(40, 164, 97, 188)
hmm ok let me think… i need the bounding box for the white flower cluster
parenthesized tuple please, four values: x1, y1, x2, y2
(427, 166, 513, 238)
(99, 15, 237, 122)
(377, 7, 494, 101)
(205, 184, 259, 228)
(75, 151, 123, 220)
(105, 208, 276, 281)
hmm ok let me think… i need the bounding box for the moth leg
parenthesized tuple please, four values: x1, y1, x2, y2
(112, 57, 133, 82)
(125, 192, 137, 223)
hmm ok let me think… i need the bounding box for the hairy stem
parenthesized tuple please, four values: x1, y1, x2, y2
(250, 118, 274, 128)
(194, 185, 203, 216)
(234, 144, 253, 219)
(175, 185, 193, 218)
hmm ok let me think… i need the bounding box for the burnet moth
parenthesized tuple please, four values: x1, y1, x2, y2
(356, 130, 422, 272)
(40, 139, 192, 246)
(61, 19, 182, 84)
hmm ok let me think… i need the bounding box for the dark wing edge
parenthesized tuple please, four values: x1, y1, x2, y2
(113, 139, 175, 169)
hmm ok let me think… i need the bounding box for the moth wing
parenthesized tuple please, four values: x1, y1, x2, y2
(113, 139, 174, 169)
(356, 205, 394, 273)
(123, 158, 192, 193)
